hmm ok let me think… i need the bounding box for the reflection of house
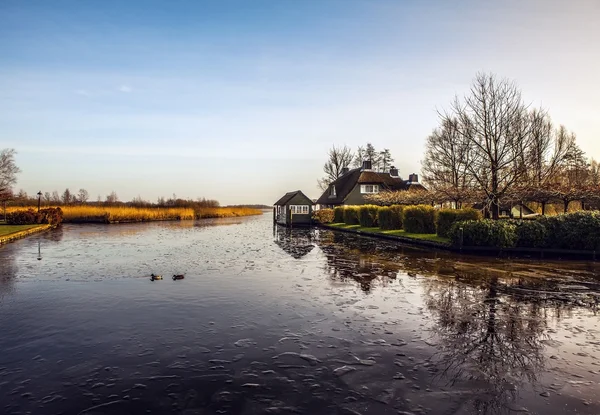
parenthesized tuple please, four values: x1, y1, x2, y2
(273, 226, 315, 259)
(273, 190, 314, 226)
(315, 161, 425, 208)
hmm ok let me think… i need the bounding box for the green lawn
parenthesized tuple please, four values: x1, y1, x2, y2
(0, 224, 45, 237)
(328, 223, 451, 245)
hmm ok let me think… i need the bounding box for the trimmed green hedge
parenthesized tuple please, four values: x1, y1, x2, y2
(378, 205, 403, 230)
(436, 208, 482, 237)
(358, 205, 380, 228)
(343, 206, 360, 225)
(536, 211, 600, 250)
(312, 208, 334, 224)
(403, 205, 436, 234)
(448, 219, 518, 248)
(448, 211, 600, 250)
(333, 206, 345, 223)
(514, 220, 547, 248)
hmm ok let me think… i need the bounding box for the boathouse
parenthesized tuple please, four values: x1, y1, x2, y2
(273, 190, 313, 226)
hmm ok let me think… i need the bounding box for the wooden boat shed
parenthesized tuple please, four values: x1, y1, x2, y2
(273, 190, 314, 226)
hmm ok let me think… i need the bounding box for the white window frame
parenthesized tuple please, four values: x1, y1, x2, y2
(360, 184, 380, 194)
(289, 205, 309, 214)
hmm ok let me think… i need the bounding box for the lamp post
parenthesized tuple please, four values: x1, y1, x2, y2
(37, 191, 42, 212)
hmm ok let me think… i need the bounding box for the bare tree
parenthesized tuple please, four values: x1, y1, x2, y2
(62, 188, 72, 204)
(364, 143, 381, 169)
(352, 146, 366, 168)
(51, 190, 61, 203)
(0, 149, 21, 194)
(106, 191, 119, 204)
(422, 118, 474, 208)
(379, 149, 394, 172)
(317, 145, 354, 191)
(589, 159, 600, 187)
(43, 192, 51, 204)
(77, 188, 89, 204)
(445, 73, 533, 219)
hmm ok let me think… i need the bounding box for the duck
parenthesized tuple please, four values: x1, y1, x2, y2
(172, 274, 185, 281)
(150, 273, 163, 281)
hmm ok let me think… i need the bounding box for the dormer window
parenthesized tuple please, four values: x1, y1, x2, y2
(360, 184, 379, 194)
(329, 185, 337, 198)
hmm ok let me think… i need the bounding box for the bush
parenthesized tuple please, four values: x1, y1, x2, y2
(333, 206, 345, 223)
(448, 219, 518, 248)
(436, 208, 482, 238)
(514, 220, 547, 248)
(403, 205, 436, 234)
(6, 207, 63, 225)
(378, 205, 403, 230)
(342, 206, 360, 225)
(537, 211, 600, 250)
(358, 205, 380, 227)
(312, 208, 334, 224)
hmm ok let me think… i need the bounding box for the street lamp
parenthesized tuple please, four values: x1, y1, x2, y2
(37, 191, 42, 212)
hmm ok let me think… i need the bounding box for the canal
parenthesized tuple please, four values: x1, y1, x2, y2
(0, 214, 599, 414)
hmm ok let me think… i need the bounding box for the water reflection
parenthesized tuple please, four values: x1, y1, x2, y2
(424, 276, 548, 414)
(273, 225, 315, 259)
(0, 250, 17, 298)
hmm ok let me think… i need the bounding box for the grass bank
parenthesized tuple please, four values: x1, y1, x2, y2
(6, 205, 262, 223)
(0, 224, 45, 237)
(0, 223, 51, 244)
(327, 223, 451, 245)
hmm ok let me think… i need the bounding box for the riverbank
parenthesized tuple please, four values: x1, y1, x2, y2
(6, 206, 263, 223)
(319, 222, 599, 260)
(0, 224, 51, 244)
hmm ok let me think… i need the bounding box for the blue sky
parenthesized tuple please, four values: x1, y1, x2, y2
(1, 0, 599, 204)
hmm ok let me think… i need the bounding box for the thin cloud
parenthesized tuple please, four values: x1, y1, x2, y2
(118, 85, 132, 93)
(74, 89, 90, 96)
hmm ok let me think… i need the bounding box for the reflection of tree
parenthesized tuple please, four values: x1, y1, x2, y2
(422, 272, 594, 414)
(273, 226, 315, 259)
(0, 249, 17, 299)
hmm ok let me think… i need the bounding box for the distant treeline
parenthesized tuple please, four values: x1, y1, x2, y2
(226, 204, 271, 209)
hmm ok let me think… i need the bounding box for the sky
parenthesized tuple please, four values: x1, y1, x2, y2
(1, 0, 599, 205)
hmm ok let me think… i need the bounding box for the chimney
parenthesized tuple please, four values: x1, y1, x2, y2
(341, 167, 349, 175)
(361, 160, 372, 171)
(409, 173, 419, 183)
(389, 166, 398, 177)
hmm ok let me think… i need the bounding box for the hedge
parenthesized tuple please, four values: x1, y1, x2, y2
(536, 211, 600, 251)
(403, 205, 436, 234)
(378, 205, 404, 230)
(358, 205, 380, 228)
(333, 206, 345, 223)
(312, 208, 334, 224)
(6, 208, 63, 226)
(342, 206, 360, 225)
(436, 208, 482, 237)
(448, 219, 517, 248)
(514, 220, 547, 248)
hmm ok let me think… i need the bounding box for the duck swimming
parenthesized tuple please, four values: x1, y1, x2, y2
(150, 273, 163, 281)
(172, 274, 185, 280)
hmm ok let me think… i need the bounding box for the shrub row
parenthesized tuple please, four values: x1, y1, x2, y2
(447, 211, 600, 250)
(312, 208, 334, 224)
(6, 208, 63, 226)
(403, 205, 436, 234)
(378, 205, 403, 230)
(436, 208, 482, 238)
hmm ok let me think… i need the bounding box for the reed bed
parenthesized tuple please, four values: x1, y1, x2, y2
(7, 206, 195, 223)
(196, 207, 263, 218)
(7, 205, 262, 223)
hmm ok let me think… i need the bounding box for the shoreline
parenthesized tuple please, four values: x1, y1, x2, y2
(0, 224, 52, 245)
(317, 223, 598, 261)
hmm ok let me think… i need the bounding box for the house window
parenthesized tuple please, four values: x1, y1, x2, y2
(329, 185, 336, 198)
(360, 184, 380, 194)
(290, 205, 309, 214)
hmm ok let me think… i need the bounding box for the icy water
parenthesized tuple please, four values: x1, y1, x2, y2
(1, 214, 599, 415)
